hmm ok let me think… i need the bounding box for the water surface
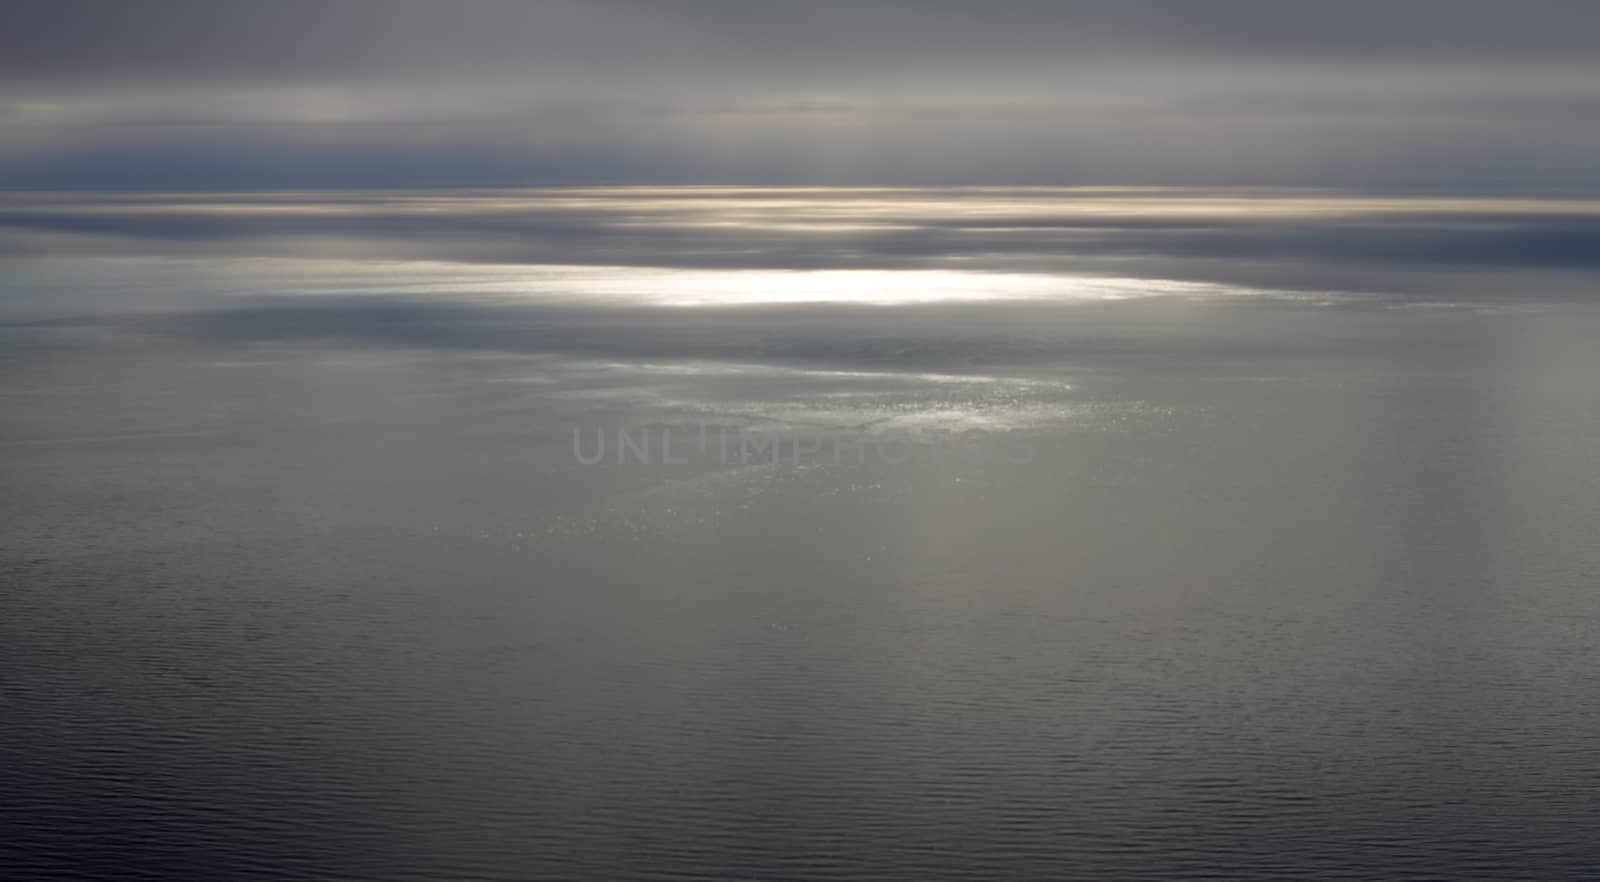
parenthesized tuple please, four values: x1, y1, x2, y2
(4, 189, 1600, 880)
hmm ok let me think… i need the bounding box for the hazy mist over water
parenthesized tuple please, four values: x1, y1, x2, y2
(3, 185, 1600, 879)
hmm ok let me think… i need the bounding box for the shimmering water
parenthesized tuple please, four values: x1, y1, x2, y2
(4, 189, 1600, 880)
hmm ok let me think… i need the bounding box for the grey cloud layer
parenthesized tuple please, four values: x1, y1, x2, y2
(2, 1, 1598, 186)
(7, 1, 1599, 81)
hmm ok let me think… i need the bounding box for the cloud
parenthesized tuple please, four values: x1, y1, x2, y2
(5, 1, 1598, 83)
(1, 1, 1597, 187)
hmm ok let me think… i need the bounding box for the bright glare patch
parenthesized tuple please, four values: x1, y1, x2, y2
(522, 266, 1300, 306)
(595, 268, 1066, 305)
(250, 261, 1281, 306)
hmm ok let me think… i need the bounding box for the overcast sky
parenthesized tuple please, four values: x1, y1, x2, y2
(3, 0, 1599, 188)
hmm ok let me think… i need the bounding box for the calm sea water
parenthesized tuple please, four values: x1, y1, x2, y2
(4, 190, 1600, 880)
